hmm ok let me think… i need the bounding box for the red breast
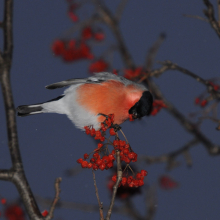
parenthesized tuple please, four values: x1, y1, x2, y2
(76, 80, 144, 125)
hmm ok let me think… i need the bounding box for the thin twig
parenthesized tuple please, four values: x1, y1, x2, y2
(92, 170, 104, 220)
(105, 150, 122, 220)
(95, 0, 135, 69)
(139, 139, 198, 169)
(46, 178, 62, 220)
(115, 0, 129, 21)
(144, 33, 166, 71)
(183, 14, 208, 22)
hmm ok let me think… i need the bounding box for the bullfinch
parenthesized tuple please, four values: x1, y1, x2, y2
(17, 72, 153, 130)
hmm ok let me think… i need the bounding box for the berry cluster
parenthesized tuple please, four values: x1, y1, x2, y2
(112, 170, 147, 188)
(194, 97, 208, 107)
(81, 26, 105, 42)
(77, 114, 148, 188)
(89, 59, 109, 73)
(124, 67, 143, 80)
(151, 100, 167, 116)
(52, 40, 94, 62)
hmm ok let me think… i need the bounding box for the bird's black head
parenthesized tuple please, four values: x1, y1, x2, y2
(128, 91, 153, 119)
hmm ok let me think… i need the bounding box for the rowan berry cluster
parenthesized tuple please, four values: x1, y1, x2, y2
(112, 170, 147, 188)
(52, 40, 94, 62)
(123, 67, 143, 80)
(77, 114, 148, 188)
(151, 100, 167, 116)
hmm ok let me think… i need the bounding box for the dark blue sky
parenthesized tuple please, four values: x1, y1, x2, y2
(1, 1, 220, 220)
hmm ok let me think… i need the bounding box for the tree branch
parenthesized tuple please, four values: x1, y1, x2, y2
(95, 0, 135, 69)
(203, 0, 220, 38)
(92, 170, 104, 220)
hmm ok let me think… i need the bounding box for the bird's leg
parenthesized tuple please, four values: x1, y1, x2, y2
(110, 124, 121, 132)
(97, 113, 109, 118)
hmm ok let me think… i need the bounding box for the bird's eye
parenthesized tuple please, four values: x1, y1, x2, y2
(132, 112, 138, 119)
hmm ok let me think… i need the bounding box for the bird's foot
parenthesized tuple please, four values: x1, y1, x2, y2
(111, 124, 121, 132)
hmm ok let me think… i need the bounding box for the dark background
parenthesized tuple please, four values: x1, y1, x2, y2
(0, 1, 220, 219)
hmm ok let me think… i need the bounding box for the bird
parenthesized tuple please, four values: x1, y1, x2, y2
(17, 72, 153, 130)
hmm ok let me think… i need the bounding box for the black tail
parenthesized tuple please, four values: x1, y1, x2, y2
(16, 95, 64, 117)
(17, 105, 43, 117)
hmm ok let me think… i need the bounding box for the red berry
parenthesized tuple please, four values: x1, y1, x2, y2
(133, 180, 139, 187)
(94, 32, 105, 41)
(125, 144, 130, 149)
(82, 26, 93, 40)
(128, 181, 134, 187)
(77, 158, 83, 164)
(108, 154, 115, 161)
(99, 163, 106, 171)
(87, 163, 93, 168)
(95, 159, 102, 166)
(98, 143, 103, 148)
(100, 136, 105, 142)
(200, 100, 207, 107)
(84, 153, 89, 159)
(127, 176, 133, 184)
(42, 210, 48, 217)
(81, 161, 88, 168)
(141, 170, 148, 176)
(128, 152, 135, 159)
(109, 128, 116, 136)
(93, 153, 100, 159)
(52, 40, 65, 56)
(112, 175, 117, 182)
(121, 177, 127, 186)
(102, 156, 110, 164)
(1, 198, 6, 205)
(123, 148, 129, 154)
(85, 129, 90, 135)
(106, 162, 113, 168)
(90, 128, 96, 136)
(90, 158, 95, 163)
(194, 97, 200, 105)
(93, 164, 98, 170)
(124, 157, 130, 164)
(138, 180, 144, 186)
(113, 140, 119, 146)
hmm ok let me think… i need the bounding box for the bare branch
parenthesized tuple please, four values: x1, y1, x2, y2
(151, 61, 220, 99)
(203, 0, 220, 38)
(183, 14, 208, 22)
(145, 186, 157, 220)
(115, 0, 129, 21)
(92, 170, 104, 220)
(95, 0, 135, 69)
(105, 150, 122, 220)
(144, 33, 166, 72)
(46, 178, 62, 220)
(146, 79, 220, 155)
(140, 139, 198, 169)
